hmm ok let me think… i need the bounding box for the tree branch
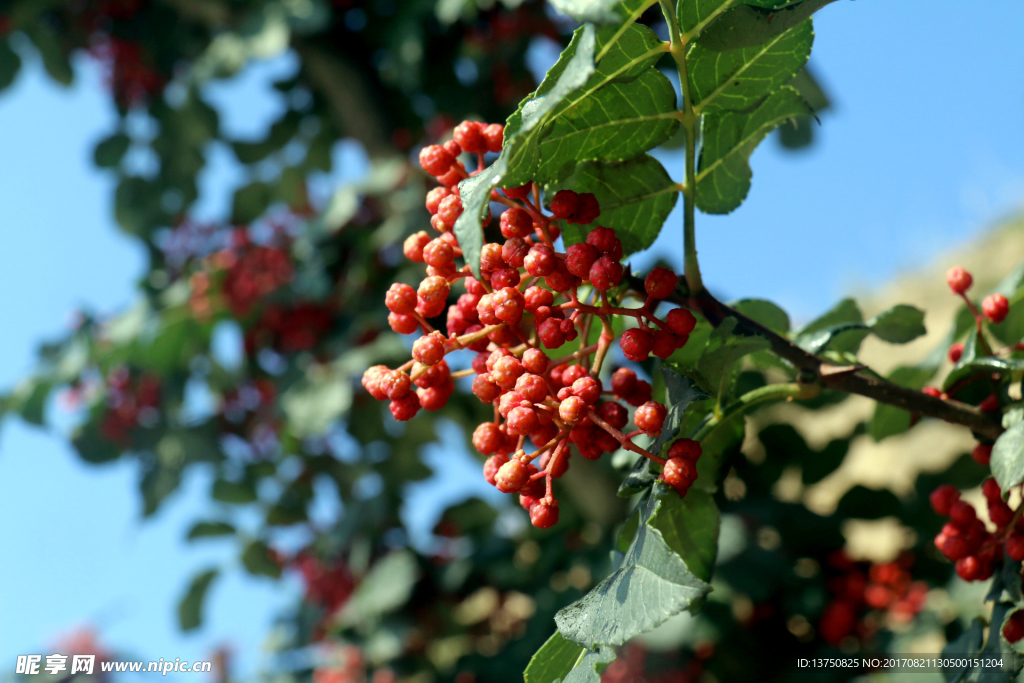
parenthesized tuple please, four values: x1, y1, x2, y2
(634, 276, 1004, 441)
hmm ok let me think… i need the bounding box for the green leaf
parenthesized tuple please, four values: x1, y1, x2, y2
(648, 487, 720, 581)
(794, 298, 866, 355)
(778, 65, 830, 149)
(555, 490, 711, 648)
(93, 133, 131, 168)
(694, 0, 836, 51)
(455, 25, 597, 278)
(697, 317, 770, 395)
(114, 176, 164, 236)
(869, 343, 946, 441)
(231, 182, 272, 224)
(696, 86, 808, 214)
(731, 298, 790, 333)
(651, 366, 709, 455)
(941, 618, 984, 682)
(187, 521, 237, 541)
(24, 23, 72, 85)
(556, 155, 680, 256)
(178, 569, 218, 631)
(868, 304, 926, 344)
(241, 540, 282, 578)
(992, 421, 1024, 494)
(524, 632, 586, 683)
(212, 478, 258, 504)
(563, 648, 616, 683)
(0, 40, 22, 92)
(689, 19, 812, 114)
(338, 550, 420, 627)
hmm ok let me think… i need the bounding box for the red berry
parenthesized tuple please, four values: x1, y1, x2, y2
(571, 376, 602, 405)
(980, 394, 1000, 413)
(443, 139, 462, 158)
(453, 121, 486, 154)
(946, 266, 973, 295)
(940, 534, 970, 561)
(423, 238, 455, 268)
(983, 293, 1010, 324)
(425, 186, 451, 215)
(558, 396, 586, 424)
(651, 329, 682, 359)
(492, 356, 525, 390)
(503, 183, 532, 200)
(501, 238, 529, 270)
(668, 438, 702, 463)
(530, 500, 559, 528)
(418, 145, 455, 176)
(589, 255, 623, 290)
(404, 231, 431, 262)
(507, 406, 540, 436)
(362, 365, 389, 400)
(538, 318, 566, 348)
(565, 243, 599, 279)
(379, 370, 412, 400)
(983, 478, 1002, 502)
(515, 373, 548, 403)
(385, 283, 417, 315)
(417, 381, 454, 411)
(545, 264, 576, 293)
(491, 268, 521, 290)
(417, 276, 450, 307)
(389, 393, 421, 421)
(972, 443, 993, 466)
(626, 380, 652, 407)
(437, 194, 464, 229)
(483, 453, 510, 485)
(645, 267, 678, 300)
(620, 328, 654, 362)
(1003, 610, 1024, 643)
(474, 423, 503, 455)
(522, 348, 549, 375)
(482, 123, 504, 153)
(495, 459, 530, 493)
(666, 308, 697, 336)
(597, 401, 628, 430)
(472, 374, 501, 403)
(571, 193, 600, 225)
(585, 227, 622, 260)
(948, 342, 964, 364)
(611, 368, 637, 398)
(500, 208, 533, 239)
(634, 401, 667, 437)
(950, 500, 977, 526)
(412, 332, 446, 366)
(549, 190, 579, 220)
(480, 243, 505, 272)
(922, 387, 943, 399)
(388, 312, 418, 334)
(955, 556, 982, 581)
(1007, 535, 1024, 562)
(663, 457, 696, 489)
(524, 245, 557, 277)
(524, 286, 554, 313)
(930, 484, 960, 516)
(990, 499, 1014, 528)
(493, 287, 525, 324)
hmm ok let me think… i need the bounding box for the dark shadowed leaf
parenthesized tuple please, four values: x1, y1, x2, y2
(868, 304, 926, 344)
(187, 521, 237, 540)
(731, 298, 790, 333)
(241, 540, 282, 578)
(835, 485, 902, 520)
(648, 487, 720, 581)
(178, 569, 218, 631)
(992, 421, 1024, 494)
(94, 133, 131, 168)
(651, 366, 709, 455)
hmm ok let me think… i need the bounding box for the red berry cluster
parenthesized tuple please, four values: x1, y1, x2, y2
(930, 478, 1023, 581)
(361, 120, 701, 528)
(818, 552, 928, 647)
(89, 37, 165, 108)
(245, 302, 335, 354)
(600, 642, 710, 683)
(946, 264, 1010, 324)
(99, 367, 161, 445)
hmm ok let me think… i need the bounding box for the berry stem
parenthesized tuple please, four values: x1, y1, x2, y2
(587, 408, 666, 465)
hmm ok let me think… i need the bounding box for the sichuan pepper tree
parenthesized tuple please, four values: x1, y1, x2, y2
(6, 0, 1024, 681)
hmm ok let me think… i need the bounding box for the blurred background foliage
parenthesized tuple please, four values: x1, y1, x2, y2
(0, 0, 1014, 681)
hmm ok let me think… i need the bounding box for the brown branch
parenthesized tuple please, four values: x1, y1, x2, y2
(633, 276, 1004, 441)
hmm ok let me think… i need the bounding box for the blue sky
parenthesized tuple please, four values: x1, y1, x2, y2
(2, 0, 1024, 678)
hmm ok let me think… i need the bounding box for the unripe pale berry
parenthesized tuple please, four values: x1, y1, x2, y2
(483, 453, 509, 485)
(634, 401, 667, 437)
(982, 293, 1009, 324)
(645, 267, 678, 299)
(559, 396, 586, 424)
(530, 500, 559, 528)
(620, 328, 654, 362)
(666, 308, 697, 336)
(495, 458, 530, 493)
(946, 266, 973, 295)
